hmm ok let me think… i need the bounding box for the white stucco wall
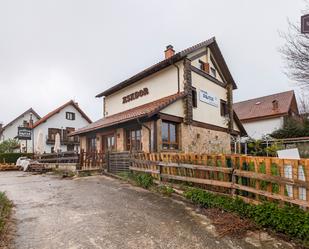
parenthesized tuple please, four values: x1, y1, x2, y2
(1, 112, 39, 142)
(104, 61, 184, 116)
(160, 99, 185, 117)
(191, 71, 228, 128)
(28, 105, 91, 153)
(242, 117, 284, 139)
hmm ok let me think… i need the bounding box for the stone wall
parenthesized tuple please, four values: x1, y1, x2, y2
(180, 124, 231, 154)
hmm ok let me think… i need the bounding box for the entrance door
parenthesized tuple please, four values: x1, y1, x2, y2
(101, 134, 116, 153)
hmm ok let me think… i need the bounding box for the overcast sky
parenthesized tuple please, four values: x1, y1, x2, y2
(0, 0, 305, 124)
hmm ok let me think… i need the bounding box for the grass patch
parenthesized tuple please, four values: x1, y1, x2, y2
(0, 192, 12, 235)
(184, 187, 309, 246)
(156, 185, 174, 196)
(117, 172, 153, 189)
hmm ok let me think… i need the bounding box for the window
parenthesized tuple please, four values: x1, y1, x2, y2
(162, 121, 178, 150)
(210, 67, 216, 78)
(66, 112, 75, 120)
(192, 87, 197, 108)
(105, 135, 116, 152)
(87, 137, 96, 152)
(126, 129, 142, 151)
(23, 120, 29, 127)
(48, 128, 61, 140)
(220, 100, 228, 117)
(199, 60, 205, 70)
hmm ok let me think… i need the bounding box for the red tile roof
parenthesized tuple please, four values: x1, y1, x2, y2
(72, 92, 186, 135)
(233, 91, 296, 122)
(32, 100, 92, 128)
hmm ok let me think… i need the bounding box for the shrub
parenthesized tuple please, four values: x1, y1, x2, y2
(184, 188, 309, 245)
(157, 185, 174, 196)
(0, 153, 33, 164)
(0, 192, 12, 234)
(0, 139, 19, 153)
(134, 173, 153, 189)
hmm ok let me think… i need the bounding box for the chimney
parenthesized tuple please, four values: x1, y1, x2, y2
(272, 100, 279, 110)
(165, 45, 175, 59)
(29, 113, 33, 128)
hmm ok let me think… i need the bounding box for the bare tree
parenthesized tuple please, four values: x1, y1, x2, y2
(280, 16, 309, 90)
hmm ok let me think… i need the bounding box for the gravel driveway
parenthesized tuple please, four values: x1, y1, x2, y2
(0, 171, 294, 249)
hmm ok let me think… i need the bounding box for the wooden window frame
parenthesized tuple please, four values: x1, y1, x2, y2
(48, 128, 61, 141)
(66, 112, 76, 120)
(220, 99, 228, 117)
(192, 87, 197, 108)
(210, 67, 217, 78)
(86, 136, 96, 152)
(126, 128, 142, 152)
(161, 121, 179, 150)
(104, 134, 116, 152)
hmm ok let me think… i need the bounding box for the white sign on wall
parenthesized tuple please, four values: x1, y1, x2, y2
(199, 90, 218, 107)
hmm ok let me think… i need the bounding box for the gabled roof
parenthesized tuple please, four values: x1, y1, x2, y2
(2, 108, 41, 130)
(233, 91, 297, 122)
(32, 100, 92, 128)
(96, 37, 237, 98)
(72, 92, 186, 135)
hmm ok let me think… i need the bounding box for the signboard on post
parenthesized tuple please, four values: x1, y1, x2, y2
(301, 14, 309, 33)
(17, 127, 32, 140)
(199, 90, 218, 107)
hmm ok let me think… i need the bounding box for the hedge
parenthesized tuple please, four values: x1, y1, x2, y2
(184, 188, 309, 246)
(0, 153, 33, 164)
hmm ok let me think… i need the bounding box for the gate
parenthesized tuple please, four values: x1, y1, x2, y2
(107, 151, 131, 174)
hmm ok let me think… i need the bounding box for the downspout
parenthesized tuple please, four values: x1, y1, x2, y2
(137, 118, 152, 153)
(173, 64, 180, 93)
(169, 58, 180, 93)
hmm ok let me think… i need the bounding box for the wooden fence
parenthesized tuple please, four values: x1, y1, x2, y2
(79, 150, 106, 170)
(36, 151, 79, 164)
(130, 153, 309, 208)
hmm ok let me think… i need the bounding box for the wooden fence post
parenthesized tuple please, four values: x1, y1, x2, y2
(231, 160, 236, 196)
(159, 163, 162, 183)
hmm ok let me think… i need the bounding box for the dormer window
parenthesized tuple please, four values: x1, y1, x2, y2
(210, 67, 216, 78)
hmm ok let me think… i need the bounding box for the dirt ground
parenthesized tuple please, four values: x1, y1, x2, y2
(0, 171, 296, 249)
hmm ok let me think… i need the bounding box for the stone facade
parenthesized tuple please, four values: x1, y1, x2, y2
(183, 58, 193, 125)
(180, 123, 231, 154)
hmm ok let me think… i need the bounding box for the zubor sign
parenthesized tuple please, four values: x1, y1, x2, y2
(17, 127, 32, 140)
(199, 90, 218, 107)
(301, 14, 309, 33)
(122, 88, 149, 104)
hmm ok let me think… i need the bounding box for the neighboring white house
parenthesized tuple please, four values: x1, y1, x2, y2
(234, 91, 300, 139)
(0, 108, 41, 152)
(30, 100, 92, 153)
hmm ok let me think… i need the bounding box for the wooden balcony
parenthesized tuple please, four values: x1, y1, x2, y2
(46, 136, 79, 145)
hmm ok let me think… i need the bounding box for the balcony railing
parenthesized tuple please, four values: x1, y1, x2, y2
(46, 135, 79, 145)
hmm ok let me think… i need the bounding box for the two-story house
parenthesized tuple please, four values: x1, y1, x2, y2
(234, 90, 300, 139)
(73, 37, 246, 154)
(0, 108, 41, 152)
(30, 100, 92, 153)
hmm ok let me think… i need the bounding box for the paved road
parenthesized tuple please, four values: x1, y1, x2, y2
(0, 172, 294, 249)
